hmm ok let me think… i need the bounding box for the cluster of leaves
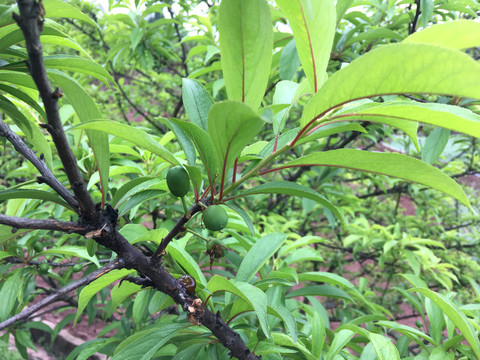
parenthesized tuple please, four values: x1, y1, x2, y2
(1, 0, 480, 359)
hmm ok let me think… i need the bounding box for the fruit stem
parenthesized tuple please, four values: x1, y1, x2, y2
(186, 228, 209, 242)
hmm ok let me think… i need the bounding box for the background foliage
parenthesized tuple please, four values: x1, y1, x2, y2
(1, 0, 480, 359)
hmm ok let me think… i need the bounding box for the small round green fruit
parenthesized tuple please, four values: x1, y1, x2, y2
(166, 166, 190, 198)
(38, 263, 49, 274)
(203, 205, 228, 231)
(72, 264, 83, 273)
(33, 242, 44, 252)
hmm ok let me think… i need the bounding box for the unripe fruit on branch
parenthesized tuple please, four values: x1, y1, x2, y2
(203, 205, 228, 231)
(38, 263, 49, 274)
(166, 166, 190, 197)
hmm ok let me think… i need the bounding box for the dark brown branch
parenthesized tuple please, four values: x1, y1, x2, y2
(409, 0, 421, 34)
(13, 0, 96, 219)
(0, 259, 122, 331)
(0, 117, 78, 210)
(0, 214, 87, 233)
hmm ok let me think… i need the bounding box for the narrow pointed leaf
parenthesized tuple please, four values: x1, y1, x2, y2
(169, 118, 217, 187)
(207, 275, 269, 337)
(287, 285, 352, 302)
(0, 95, 52, 168)
(422, 128, 450, 164)
(182, 78, 213, 132)
(237, 181, 343, 223)
(283, 149, 470, 208)
(0, 189, 71, 209)
(335, 101, 480, 138)
(43, 0, 99, 28)
(404, 20, 480, 50)
(237, 233, 288, 282)
(325, 329, 355, 360)
(276, 0, 336, 93)
(75, 269, 135, 325)
(302, 43, 480, 127)
(219, 0, 273, 110)
(76, 120, 178, 166)
(112, 324, 186, 360)
(268, 306, 298, 343)
(411, 288, 480, 359)
(369, 333, 401, 360)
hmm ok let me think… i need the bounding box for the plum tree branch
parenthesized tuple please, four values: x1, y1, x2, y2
(7, 2, 261, 358)
(0, 259, 123, 331)
(13, 0, 96, 219)
(0, 214, 87, 234)
(0, 116, 78, 210)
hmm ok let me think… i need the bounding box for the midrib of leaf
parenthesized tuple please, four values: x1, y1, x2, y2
(241, 0, 245, 103)
(299, 0, 317, 92)
(220, 125, 241, 200)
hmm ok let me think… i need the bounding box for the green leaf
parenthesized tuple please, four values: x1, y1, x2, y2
(335, 101, 480, 139)
(298, 272, 355, 289)
(302, 43, 480, 127)
(411, 287, 480, 359)
(219, 0, 273, 110)
(283, 149, 470, 208)
(297, 122, 366, 146)
(311, 311, 325, 357)
(132, 289, 150, 326)
(273, 80, 299, 134)
(169, 118, 217, 187)
(272, 333, 316, 360)
(42, 246, 100, 268)
(425, 297, 445, 344)
(345, 28, 404, 47)
(276, 0, 336, 93)
(267, 306, 298, 343)
(111, 177, 158, 208)
(75, 120, 178, 166)
(376, 320, 436, 346)
(165, 118, 196, 166)
(207, 275, 269, 337)
(0, 83, 45, 119)
(0, 269, 21, 321)
(167, 242, 208, 289)
(236, 181, 343, 223)
(279, 39, 301, 81)
(286, 285, 352, 302)
(43, 0, 99, 29)
(44, 55, 113, 85)
(0, 189, 71, 210)
(369, 333, 400, 360)
(405, 20, 480, 50)
(325, 329, 355, 360)
(225, 202, 255, 236)
(112, 324, 186, 360)
(49, 70, 110, 202)
(420, 0, 434, 28)
(237, 233, 287, 282)
(75, 269, 135, 325)
(0, 95, 53, 169)
(118, 190, 164, 217)
(422, 128, 450, 164)
(181, 78, 213, 132)
(208, 101, 265, 187)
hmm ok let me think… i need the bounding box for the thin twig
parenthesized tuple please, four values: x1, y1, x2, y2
(0, 259, 123, 331)
(0, 214, 88, 233)
(0, 117, 78, 210)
